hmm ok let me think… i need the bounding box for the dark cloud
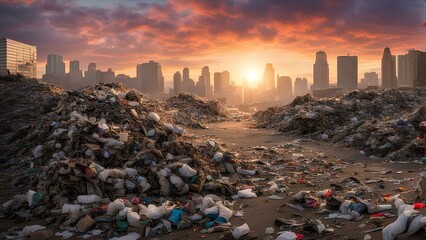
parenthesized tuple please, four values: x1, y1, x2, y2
(0, 0, 424, 77)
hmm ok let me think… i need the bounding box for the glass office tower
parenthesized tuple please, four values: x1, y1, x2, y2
(0, 37, 37, 78)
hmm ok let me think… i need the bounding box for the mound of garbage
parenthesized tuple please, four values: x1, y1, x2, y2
(0, 75, 65, 162)
(253, 89, 426, 160)
(0, 76, 258, 239)
(167, 93, 228, 128)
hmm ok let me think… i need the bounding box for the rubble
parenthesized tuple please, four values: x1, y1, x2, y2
(254, 89, 426, 160)
(167, 93, 229, 128)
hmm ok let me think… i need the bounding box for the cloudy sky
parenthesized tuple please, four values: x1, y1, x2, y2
(1, 0, 425, 87)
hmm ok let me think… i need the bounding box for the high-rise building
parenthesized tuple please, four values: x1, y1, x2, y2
(96, 68, 115, 83)
(398, 49, 422, 88)
(68, 60, 83, 89)
(313, 51, 329, 90)
(84, 63, 97, 87)
(45, 54, 65, 76)
(414, 52, 426, 87)
(381, 47, 397, 88)
(337, 55, 358, 90)
(181, 67, 195, 93)
(294, 77, 309, 96)
(173, 71, 182, 95)
(222, 71, 230, 88)
(43, 54, 66, 86)
(136, 60, 164, 93)
(214, 72, 223, 94)
(263, 63, 275, 91)
(0, 37, 37, 78)
(277, 75, 292, 98)
(183, 67, 189, 82)
(201, 66, 211, 97)
(364, 72, 379, 87)
(116, 74, 137, 89)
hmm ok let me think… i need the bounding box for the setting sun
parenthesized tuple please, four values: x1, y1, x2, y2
(245, 70, 260, 86)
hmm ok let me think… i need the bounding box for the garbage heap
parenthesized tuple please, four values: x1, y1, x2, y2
(0, 79, 257, 239)
(0, 74, 65, 162)
(167, 93, 229, 128)
(253, 89, 426, 160)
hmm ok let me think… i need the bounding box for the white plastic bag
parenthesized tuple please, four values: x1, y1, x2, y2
(232, 223, 250, 239)
(148, 112, 160, 123)
(382, 210, 416, 240)
(276, 231, 297, 240)
(124, 168, 138, 177)
(179, 164, 197, 177)
(107, 199, 126, 216)
(62, 204, 82, 214)
(117, 207, 131, 220)
(218, 203, 233, 221)
(213, 152, 224, 162)
(170, 174, 185, 190)
(147, 204, 166, 219)
(77, 195, 101, 204)
(238, 189, 257, 198)
(127, 210, 142, 227)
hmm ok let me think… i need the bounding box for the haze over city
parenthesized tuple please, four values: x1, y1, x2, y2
(1, 0, 425, 87)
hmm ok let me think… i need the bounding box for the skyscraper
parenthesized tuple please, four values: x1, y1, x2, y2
(0, 37, 37, 78)
(45, 54, 65, 76)
(277, 75, 292, 98)
(337, 55, 358, 90)
(68, 60, 82, 89)
(84, 63, 97, 87)
(214, 72, 223, 94)
(381, 47, 397, 88)
(313, 51, 329, 90)
(398, 49, 422, 88)
(181, 67, 194, 92)
(201, 66, 211, 97)
(136, 60, 164, 93)
(414, 52, 426, 87)
(263, 63, 275, 91)
(364, 72, 379, 87)
(294, 77, 308, 96)
(173, 71, 182, 95)
(222, 71, 230, 88)
(183, 67, 189, 82)
(43, 54, 65, 86)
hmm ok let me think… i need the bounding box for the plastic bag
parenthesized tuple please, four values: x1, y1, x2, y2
(137, 176, 151, 193)
(26, 190, 42, 207)
(170, 174, 185, 190)
(218, 203, 233, 221)
(107, 199, 126, 216)
(117, 207, 131, 220)
(382, 210, 416, 240)
(127, 210, 142, 227)
(231, 223, 250, 239)
(238, 189, 257, 198)
(124, 168, 138, 177)
(276, 231, 297, 240)
(179, 164, 197, 177)
(62, 204, 82, 214)
(148, 112, 160, 123)
(147, 204, 166, 219)
(77, 195, 101, 204)
(213, 152, 224, 162)
(168, 209, 183, 226)
(159, 176, 171, 196)
(396, 216, 426, 239)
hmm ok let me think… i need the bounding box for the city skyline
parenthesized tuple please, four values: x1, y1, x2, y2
(0, 0, 425, 85)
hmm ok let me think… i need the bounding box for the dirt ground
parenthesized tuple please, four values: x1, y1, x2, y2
(1, 119, 426, 240)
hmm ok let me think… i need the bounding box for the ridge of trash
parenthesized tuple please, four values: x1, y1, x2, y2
(253, 89, 426, 161)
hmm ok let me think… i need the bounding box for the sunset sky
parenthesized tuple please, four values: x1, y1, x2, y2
(1, 0, 425, 88)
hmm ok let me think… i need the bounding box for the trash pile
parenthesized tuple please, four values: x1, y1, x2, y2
(0, 77, 259, 239)
(0, 74, 65, 162)
(253, 89, 426, 160)
(167, 93, 229, 128)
